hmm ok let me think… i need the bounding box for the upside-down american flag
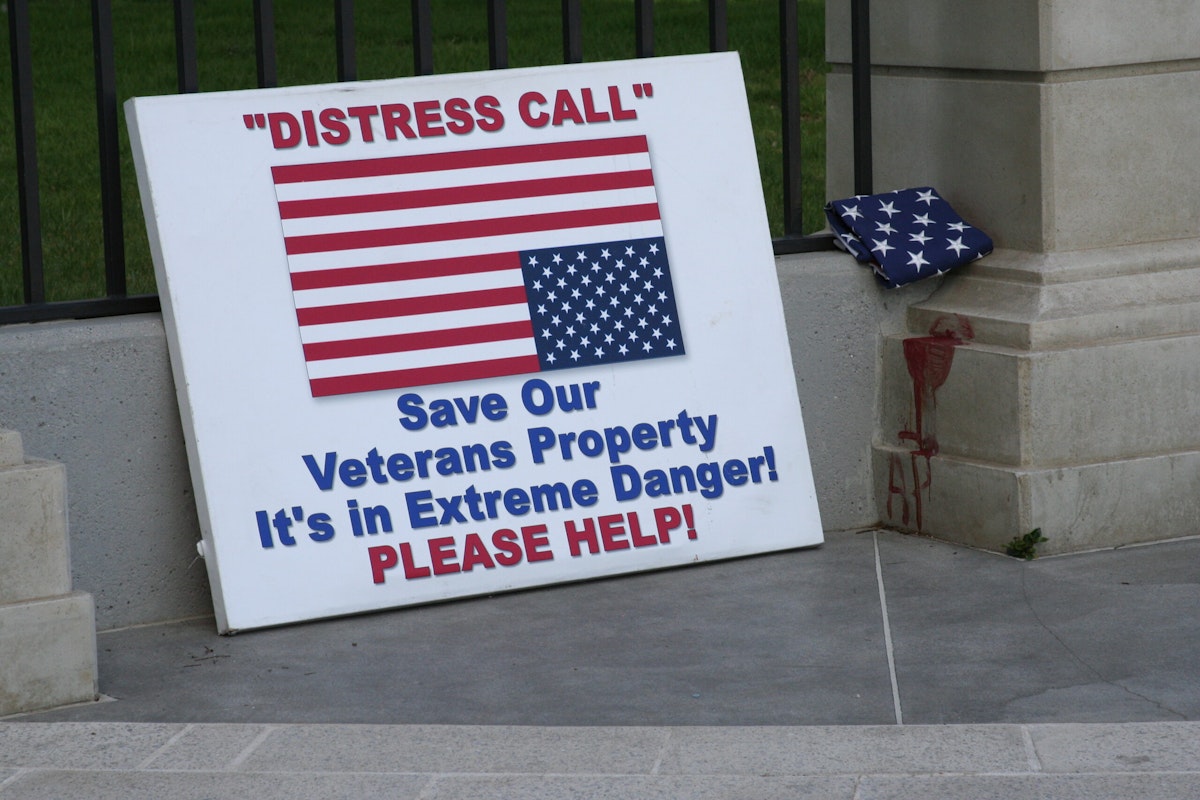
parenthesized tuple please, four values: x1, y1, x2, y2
(271, 135, 685, 398)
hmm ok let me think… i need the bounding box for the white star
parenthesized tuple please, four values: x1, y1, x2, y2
(642, 341, 652, 352)
(594, 347, 605, 357)
(947, 221, 970, 232)
(909, 231, 932, 245)
(916, 189, 938, 205)
(546, 352, 557, 364)
(576, 250, 587, 261)
(542, 266, 552, 278)
(876, 221, 897, 235)
(665, 338, 678, 350)
(536, 304, 547, 315)
(842, 204, 863, 220)
(625, 246, 635, 257)
(600, 248, 611, 259)
(570, 350, 580, 361)
(946, 237, 969, 256)
(907, 251, 930, 272)
(528, 256, 538, 267)
(879, 200, 898, 217)
(913, 213, 933, 226)
(872, 239, 894, 256)
(552, 253, 563, 265)
(618, 344, 629, 355)
(648, 243, 659, 254)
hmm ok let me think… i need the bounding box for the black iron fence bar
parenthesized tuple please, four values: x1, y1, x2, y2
(708, 0, 727, 52)
(488, 0, 508, 70)
(635, 0, 653, 58)
(92, 0, 127, 297)
(779, 0, 803, 239)
(255, 0, 279, 88)
(562, 0, 582, 64)
(174, 0, 198, 93)
(7, 0, 44, 304)
(411, 0, 433, 76)
(334, 0, 355, 83)
(851, 0, 872, 195)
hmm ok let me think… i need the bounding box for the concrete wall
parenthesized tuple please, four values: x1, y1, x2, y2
(0, 252, 920, 629)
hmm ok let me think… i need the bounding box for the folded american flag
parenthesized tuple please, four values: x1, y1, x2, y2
(825, 187, 993, 288)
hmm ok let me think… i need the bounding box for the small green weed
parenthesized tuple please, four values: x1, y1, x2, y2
(1005, 528, 1047, 560)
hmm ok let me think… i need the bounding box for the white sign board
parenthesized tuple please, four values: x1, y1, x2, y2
(127, 53, 823, 633)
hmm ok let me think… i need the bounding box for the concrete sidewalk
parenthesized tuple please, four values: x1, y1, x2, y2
(3, 530, 1198, 797)
(2, 721, 1199, 798)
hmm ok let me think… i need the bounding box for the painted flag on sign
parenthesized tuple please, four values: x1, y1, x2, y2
(271, 135, 685, 398)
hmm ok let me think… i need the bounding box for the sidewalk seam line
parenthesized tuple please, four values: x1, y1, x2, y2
(226, 724, 278, 771)
(874, 531, 903, 726)
(1020, 725, 1043, 772)
(649, 729, 671, 775)
(137, 723, 194, 770)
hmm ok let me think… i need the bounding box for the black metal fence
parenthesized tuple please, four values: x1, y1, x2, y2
(2, 0, 871, 326)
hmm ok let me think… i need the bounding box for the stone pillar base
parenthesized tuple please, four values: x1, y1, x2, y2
(874, 243, 1200, 554)
(0, 430, 98, 716)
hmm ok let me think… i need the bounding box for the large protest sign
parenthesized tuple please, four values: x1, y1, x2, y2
(127, 53, 823, 633)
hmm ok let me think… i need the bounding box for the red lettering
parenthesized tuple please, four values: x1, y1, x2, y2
(301, 109, 319, 146)
(461, 533, 496, 571)
(598, 514, 629, 551)
(475, 95, 504, 132)
(519, 91, 549, 128)
(628, 512, 656, 548)
(368, 545, 398, 584)
(522, 524, 554, 562)
(381, 103, 416, 140)
(654, 506, 681, 543)
(318, 107, 350, 145)
(267, 112, 301, 148)
(609, 85, 637, 121)
(399, 541, 431, 579)
(346, 105, 379, 142)
(492, 528, 523, 566)
(428, 536, 460, 575)
(413, 100, 445, 137)
(565, 517, 600, 557)
(580, 87, 611, 123)
(552, 89, 584, 126)
(443, 97, 475, 135)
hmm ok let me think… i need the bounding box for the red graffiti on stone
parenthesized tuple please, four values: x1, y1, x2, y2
(888, 315, 974, 532)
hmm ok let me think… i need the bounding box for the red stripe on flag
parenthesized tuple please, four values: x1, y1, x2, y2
(303, 320, 534, 361)
(272, 136, 649, 184)
(295, 286, 528, 326)
(309, 355, 542, 397)
(278, 170, 656, 220)
(284, 203, 662, 256)
(290, 252, 520, 291)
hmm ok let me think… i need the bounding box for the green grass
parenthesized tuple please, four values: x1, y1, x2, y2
(0, 0, 826, 306)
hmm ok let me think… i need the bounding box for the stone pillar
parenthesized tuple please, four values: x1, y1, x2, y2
(826, 2, 1200, 552)
(0, 429, 98, 716)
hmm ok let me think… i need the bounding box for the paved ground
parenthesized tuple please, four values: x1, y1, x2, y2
(3, 529, 1198, 797)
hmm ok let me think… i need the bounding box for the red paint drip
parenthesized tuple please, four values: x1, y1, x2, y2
(682, 504, 697, 540)
(893, 315, 974, 532)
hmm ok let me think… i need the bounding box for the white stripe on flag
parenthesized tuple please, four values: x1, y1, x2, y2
(291, 267, 524, 310)
(273, 153, 654, 203)
(298, 303, 534, 345)
(284, 221, 665, 274)
(304, 338, 539, 380)
(279, 186, 661, 238)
